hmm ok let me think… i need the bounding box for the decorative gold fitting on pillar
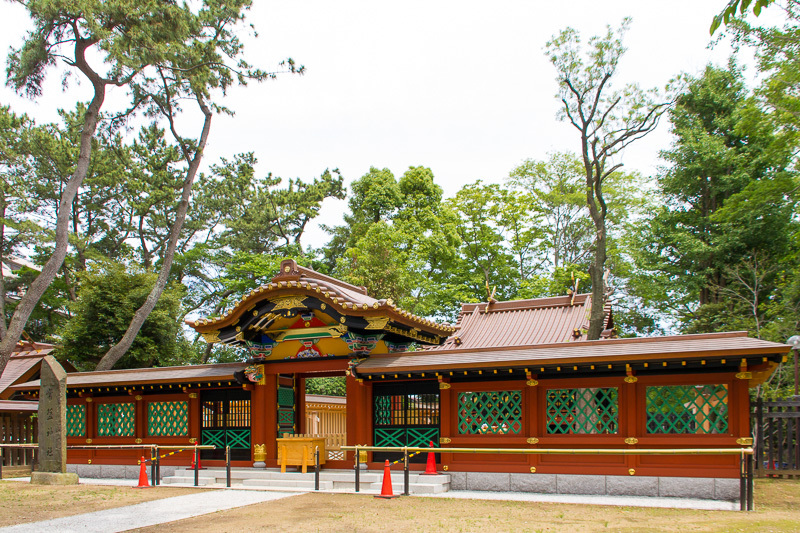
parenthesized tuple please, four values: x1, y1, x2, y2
(736, 437, 754, 446)
(135, 395, 143, 401)
(624, 375, 638, 383)
(189, 393, 198, 399)
(735, 372, 752, 380)
(443, 465, 449, 471)
(624, 437, 638, 445)
(135, 438, 142, 444)
(439, 382, 451, 390)
(189, 438, 197, 444)
(88, 460, 92, 464)
(85, 397, 93, 403)
(358, 450, 368, 463)
(86, 439, 92, 444)
(530, 467, 536, 473)
(526, 379, 539, 387)
(440, 437, 452, 444)
(253, 444, 267, 462)
(526, 438, 539, 444)
(628, 468, 636, 476)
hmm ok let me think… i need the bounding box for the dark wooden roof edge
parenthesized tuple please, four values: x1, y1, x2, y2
(356, 332, 790, 374)
(356, 349, 785, 374)
(0, 399, 39, 412)
(369, 331, 770, 361)
(188, 283, 455, 337)
(10, 362, 248, 391)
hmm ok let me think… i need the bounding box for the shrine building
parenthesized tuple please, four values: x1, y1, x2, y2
(9, 259, 792, 497)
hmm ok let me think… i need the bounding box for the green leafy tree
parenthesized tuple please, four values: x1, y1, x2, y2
(95, 1, 303, 371)
(58, 264, 189, 370)
(446, 182, 521, 302)
(508, 153, 594, 273)
(329, 166, 460, 319)
(1, 0, 207, 376)
(629, 64, 798, 336)
(545, 19, 670, 340)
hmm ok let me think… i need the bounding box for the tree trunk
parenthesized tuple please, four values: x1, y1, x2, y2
(0, 38, 105, 376)
(95, 96, 212, 371)
(0, 195, 7, 340)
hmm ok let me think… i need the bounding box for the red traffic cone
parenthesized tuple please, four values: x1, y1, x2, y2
(421, 440, 438, 475)
(133, 456, 151, 489)
(374, 460, 399, 499)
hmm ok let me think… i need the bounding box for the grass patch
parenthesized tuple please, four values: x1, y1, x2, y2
(0, 481, 205, 527)
(127, 479, 800, 533)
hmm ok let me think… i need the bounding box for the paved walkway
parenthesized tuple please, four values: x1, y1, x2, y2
(422, 489, 740, 511)
(0, 489, 299, 533)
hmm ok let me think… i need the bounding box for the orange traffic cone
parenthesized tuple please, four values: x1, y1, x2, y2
(190, 453, 205, 470)
(133, 456, 151, 489)
(374, 460, 399, 499)
(421, 440, 438, 475)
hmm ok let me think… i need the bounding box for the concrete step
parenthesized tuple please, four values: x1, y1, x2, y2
(160, 475, 216, 486)
(242, 479, 335, 490)
(160, 468, 450, 495)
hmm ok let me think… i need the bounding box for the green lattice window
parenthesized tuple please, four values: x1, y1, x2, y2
(96, 403, 135, 437)
(147, 401, 189, 437)
(646, 384, 729, 434)
(278, 387, 294, 407)
(546, 388, 618, 434)
(67, 404, 86, 437)
(374, 427, 439, 448)
(458, 390, 522, 434)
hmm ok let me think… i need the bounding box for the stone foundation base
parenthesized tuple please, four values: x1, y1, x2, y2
(30, 472, 79, 485)
(67, 464, 177, 480)
(447, 472, 739, 501)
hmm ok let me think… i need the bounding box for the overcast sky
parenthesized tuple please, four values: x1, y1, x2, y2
(0, 1, 757, 248)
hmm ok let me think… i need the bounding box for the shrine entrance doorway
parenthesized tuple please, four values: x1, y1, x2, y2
(372, 381, 440, 463)
(200, 388, 252, 461)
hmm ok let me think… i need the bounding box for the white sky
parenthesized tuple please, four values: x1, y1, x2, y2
(0, 1, 757, 249)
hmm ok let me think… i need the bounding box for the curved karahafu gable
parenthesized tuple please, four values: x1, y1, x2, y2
(187, 259, 454, 355)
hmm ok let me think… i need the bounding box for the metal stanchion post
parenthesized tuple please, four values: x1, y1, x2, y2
(154, 445, 160, 486)
(314, 446, 320, 491)
(354, 446, 360, 493)
(747, 452, 755, 511)
(194, 448, 199, 487)
(150, 446, 156, 487)
(226, 446, 231, 488)
(403, 448, 409, 496)
(740, 452, 746, 511)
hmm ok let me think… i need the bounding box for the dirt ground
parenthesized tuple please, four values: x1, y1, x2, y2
(131, 479, 800, 533)
(0, 481, 204, 527)
(2, 478, 799, 532)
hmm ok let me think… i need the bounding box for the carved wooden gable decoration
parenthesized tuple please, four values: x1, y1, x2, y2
(188, 259, 453, 361)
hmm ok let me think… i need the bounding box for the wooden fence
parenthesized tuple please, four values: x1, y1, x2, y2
(752, 398, 800, 478)
(286, 432, 347, 461)
(1, 413, 37, 478)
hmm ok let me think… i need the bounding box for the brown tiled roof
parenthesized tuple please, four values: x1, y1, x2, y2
(188, 259, 455, 339)
(433, 294, 610, 350)
(0, 342, 57, 399)
(0, 399, 38, 412)
(356, 331, 790, 374)
(11, 362, 247, 391)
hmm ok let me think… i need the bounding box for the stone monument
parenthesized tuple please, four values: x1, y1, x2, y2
(30, 356, 79, 485)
